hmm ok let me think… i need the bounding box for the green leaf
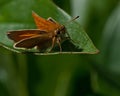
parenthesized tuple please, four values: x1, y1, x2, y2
(0, 0, 99, 55)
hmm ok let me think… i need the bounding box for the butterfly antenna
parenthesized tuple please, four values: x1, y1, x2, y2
(64, 16, 79, 25)
(64, 16, 80, 44)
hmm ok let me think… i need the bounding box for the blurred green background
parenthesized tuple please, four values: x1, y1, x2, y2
(0, 0, 120, 96)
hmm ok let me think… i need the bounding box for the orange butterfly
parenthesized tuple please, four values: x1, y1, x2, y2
(7, 11, 79, 52)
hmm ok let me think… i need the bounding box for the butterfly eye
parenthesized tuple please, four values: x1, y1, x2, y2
(55, 29, 60, 35)
(57, 31, 61, 34)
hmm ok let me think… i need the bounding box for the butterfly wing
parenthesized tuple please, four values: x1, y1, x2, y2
(32, 11, 60, 32)
(14, 34, 52, 49)
(7, 30, 47, 42)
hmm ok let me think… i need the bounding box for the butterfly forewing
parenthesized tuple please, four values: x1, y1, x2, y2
(7, 30, 47, 42)
(32, 11, 60, 32)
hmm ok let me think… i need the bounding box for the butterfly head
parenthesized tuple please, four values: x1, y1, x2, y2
(55, 25, 66, 37)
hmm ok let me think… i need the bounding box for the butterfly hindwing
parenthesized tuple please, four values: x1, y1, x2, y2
(14, 34, 52, 49)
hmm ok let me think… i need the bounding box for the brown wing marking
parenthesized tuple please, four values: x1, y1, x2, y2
(32, 11, 60, 32)
(7, 30, 47, 42)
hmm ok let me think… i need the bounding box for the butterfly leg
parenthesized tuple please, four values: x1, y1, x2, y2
(48, 37, 56, 52)
(57, 37, 62, 52)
